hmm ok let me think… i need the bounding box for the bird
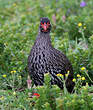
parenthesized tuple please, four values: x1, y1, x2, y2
(28, 17, 75, 93)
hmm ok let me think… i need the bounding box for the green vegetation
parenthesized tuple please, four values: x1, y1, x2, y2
(0, 0, 93, 109)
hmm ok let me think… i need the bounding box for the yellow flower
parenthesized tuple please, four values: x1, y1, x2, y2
(11, 70, 16, 74)
(72, 78, 76, 82)
(0, 96, 4, 100)
(13, 91, 16, 95)
(3, 74, 7, 78)
(78, 23, 82, 27)
(77, 74, 81, 77)
(57, 74, 63, 77)
(81, 67, 86, 71)
(13, 70, 16, 73)
(81, 77, 85, 80)
(84, 26, 86, 29)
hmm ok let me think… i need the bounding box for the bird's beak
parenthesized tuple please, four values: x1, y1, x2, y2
(43, 23, 47, 31)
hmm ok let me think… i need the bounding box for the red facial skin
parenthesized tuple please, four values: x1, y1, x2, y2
(41, 22, 50, 32)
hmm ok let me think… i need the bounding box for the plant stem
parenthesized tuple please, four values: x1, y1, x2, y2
(82, 30, 86, 43)
(85, 71, 93, 83)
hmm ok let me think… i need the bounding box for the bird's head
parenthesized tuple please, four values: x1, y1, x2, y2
(40, 17, 51, 33)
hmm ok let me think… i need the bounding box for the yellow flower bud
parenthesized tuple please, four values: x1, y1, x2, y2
(18, 75, 22, 79)
(84, 26, 86, 29)
(67, 70, 70, 74)
(57, 74, 62, 77)
(65, 74, 69, 77)
(11, 71, 13, 74)
(13, 3, 16, 7)
(13, 91, 16, 95)
(86, 83, 88, 86)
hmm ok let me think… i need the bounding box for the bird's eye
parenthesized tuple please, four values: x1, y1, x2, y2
(41, 22, 43, 25)
(47, 22, 50, 25)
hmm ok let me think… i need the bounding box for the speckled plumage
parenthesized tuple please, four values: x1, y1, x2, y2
(28, 17, 74, 93)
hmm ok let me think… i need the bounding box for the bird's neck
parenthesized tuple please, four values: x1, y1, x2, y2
(35, 31, 52, 48)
